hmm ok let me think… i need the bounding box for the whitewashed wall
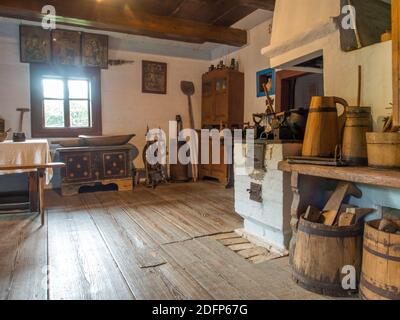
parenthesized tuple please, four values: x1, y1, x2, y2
(0, 18, 273, 190)
(0, 22, 31, 137)
(267, 0, 399, 214)
(268, 0, 392, 130)
(0, 20, 209, 190)
(0, 20, 209, 170)
(101, 48, 207, 167)
(0, 18, 273, 168)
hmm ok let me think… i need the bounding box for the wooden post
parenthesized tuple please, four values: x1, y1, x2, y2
(28, 171, 38, 212)
(289, 171, 301, 265)
(288, 171, 328, 265)
(393, 0, 400, 130)
(38, 168, 45, 226)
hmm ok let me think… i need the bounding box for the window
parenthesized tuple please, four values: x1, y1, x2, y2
(30, 64, 102, 137)
(42, 78, 90, 129)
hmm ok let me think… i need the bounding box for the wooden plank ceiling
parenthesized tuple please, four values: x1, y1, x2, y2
(0, 0, 275, 46)
(119, 0, 275, 26)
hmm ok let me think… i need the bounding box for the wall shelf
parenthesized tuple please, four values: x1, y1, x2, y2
(279, 161, 400, 190)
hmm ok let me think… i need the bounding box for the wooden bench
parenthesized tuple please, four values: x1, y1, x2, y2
(0, 162, 65, 225)
(278, 161, 400, 262)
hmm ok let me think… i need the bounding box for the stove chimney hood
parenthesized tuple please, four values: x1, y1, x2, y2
(262, 0, 340, 69)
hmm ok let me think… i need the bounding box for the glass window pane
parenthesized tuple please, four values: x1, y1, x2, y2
(44, 100, 65, 128)
(68, 80, 89, 99)
(70, 100, 89, 128)
(42, 79, 64, 99)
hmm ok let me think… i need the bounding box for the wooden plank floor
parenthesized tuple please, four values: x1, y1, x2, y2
(0, 182, 327, 300)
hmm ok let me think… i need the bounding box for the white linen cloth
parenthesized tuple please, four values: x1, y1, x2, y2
(0, 139, 53, 184)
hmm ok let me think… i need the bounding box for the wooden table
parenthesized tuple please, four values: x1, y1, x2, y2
(278, 161, 400, 262)
(0, 140, 65, 225)
(0, 163, 65, 225)
(0, 140, 54, 182)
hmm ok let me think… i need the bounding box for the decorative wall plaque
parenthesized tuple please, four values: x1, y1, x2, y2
(142, 61, 167, 94)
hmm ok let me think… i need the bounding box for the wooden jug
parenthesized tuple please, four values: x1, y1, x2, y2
(302, 96, 349, 158)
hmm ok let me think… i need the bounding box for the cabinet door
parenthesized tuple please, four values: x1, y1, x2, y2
(102, 151, 128, 179)
(202, 80, 214, 124)
(214, 77, 228, 123)
(199, 138, 211, 177)
(210, 145, 228, 180)
(62, 152, 92, 182)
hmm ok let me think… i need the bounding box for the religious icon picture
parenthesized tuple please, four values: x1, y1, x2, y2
(52, 30, 81, 66)
(82, 33, 108, 69)
(256, 68, 276, 98)
(20, 25, 51, 64)
(142, 61, 167, 95)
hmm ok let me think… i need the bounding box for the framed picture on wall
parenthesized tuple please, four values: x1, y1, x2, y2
(256, 68, 276, 98)
(82, 33, 109, 69)
(20, 26, 51, 64)
(52, 30, 81, 66)
(142, 61, 167, 94)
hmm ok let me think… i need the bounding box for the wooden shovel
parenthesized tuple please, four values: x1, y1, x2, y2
(181, 81, 198, 182)
(16, 108, 30, 133)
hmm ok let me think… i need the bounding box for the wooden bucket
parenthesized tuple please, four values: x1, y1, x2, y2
(292, 217, 363, 297)
(366, 133, 400, 169)
(360, 220, 400, 300)
(342, 107, 372, 166)
(302, 96, 348, 158)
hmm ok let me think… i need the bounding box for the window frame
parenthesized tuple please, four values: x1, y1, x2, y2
(30, 64, 102, 138)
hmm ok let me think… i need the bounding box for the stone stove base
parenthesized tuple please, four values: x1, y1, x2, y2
(234, 141, 302, 253)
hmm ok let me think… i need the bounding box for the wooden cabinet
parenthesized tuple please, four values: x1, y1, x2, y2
(201, 69, 244, 127)
(200, 69, 244, 185)
(199, 138, 229, 185)
(58, 145, 135, 196)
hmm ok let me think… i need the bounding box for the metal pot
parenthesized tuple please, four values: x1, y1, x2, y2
(13, 132, 26, 142)
(282, 108, 309, 140)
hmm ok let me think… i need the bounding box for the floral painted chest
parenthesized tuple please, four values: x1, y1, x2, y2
(57, 144, 135, 196)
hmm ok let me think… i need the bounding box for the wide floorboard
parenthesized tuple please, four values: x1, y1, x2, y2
(0, 182, 326, 300)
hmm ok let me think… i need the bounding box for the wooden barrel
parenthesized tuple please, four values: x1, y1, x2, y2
(366, 133, 400, 169)
(292, 217, 363, 297)
(302, 96, 348, 158)
(360, 220, 400, 300)
(342, 106, 372, 166)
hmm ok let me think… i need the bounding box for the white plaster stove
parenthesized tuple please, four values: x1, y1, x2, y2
(234, 141, 302, 254)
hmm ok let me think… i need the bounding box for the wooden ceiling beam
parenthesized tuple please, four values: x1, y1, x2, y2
(0, 0, 248, 46)
(170, 0, 188, 16)
(240, 0, 275, 11)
